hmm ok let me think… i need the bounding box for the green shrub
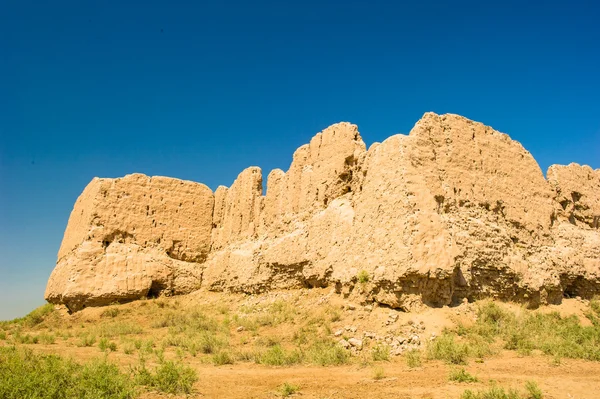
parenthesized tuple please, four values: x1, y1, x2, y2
(256, 344, 302, 366)
(357, 270, 370, 284)
(372, 366, 385, 380)
(0, 331, 6, 340)
(475, 302, 600, 361)
(134, 359, 197, 395)
(153, 309, 219, 333)
(213, 350, 234, 365)
(99, 338, 118, 352)
(279, 382, 300, 397)
(122, 342, 135, 355)
(163, 331, 228, 357)
(151, 360, 197, 394)
(461, 385, 521, 399)
(39, 333, 56, 344)
(305, 340, 350, 366)
(427, 334, 469, 364)
(73, 358, 135, 398)
(0, 346, 135, 399)
(371, 343, 390, 361)
(524, 381, 543, 399)
(405, 349, 422, 368)
(77, 334, 96, 347)
(197, 332, 225, 354)
(22, 304, 56, 327)
(0, 303, 56, 329)
(460, 381, 543, 399)
(99, 338, 109, 351)
(585, 298, 600, 326)
(14, 332, 34, 344)
(449, 367, 479, 383)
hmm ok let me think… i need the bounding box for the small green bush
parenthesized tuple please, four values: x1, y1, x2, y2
(427, 334, 469, 364)
(77, 334, 96, 347)
(133, 358, 197, 395)
(14, 332, 36, 344)
(0, 346, 135, 399)
(39, 333, 56, 345)
(122, 341, 135, 355)
(585, 298, 600, 326)
(74, 358, 135, 398)
(22, 304, 56, 327)
(305, 340, 350, 366)
(461, 385, 521, 399)
(151, 361, 197, 394)
(449, 367, 479, 383)
(99, 338, 118, 352)
(257, 345, 302, 366)
(357, 270, 370, 284)
(279, 382, 299, 397)
(372, 366, 385, 380)
(405, 349, 422, 368)
(461, 381, 543, 399)
(371, 343, 390, 361)
(213, 350, 234, 365)
(153, 308, 219, 333)
(524, 381, 543, 399)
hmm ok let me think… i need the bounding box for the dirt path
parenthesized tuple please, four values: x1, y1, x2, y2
(179, 356, 600, 399)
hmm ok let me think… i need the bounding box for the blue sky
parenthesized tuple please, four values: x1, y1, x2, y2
(1, 0, 598, 320)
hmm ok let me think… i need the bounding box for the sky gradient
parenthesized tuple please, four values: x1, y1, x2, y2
(1, 0, 599, 320)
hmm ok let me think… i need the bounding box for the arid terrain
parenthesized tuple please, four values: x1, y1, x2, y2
(2, 288, 600, 399)
(3, 113, 598, 399)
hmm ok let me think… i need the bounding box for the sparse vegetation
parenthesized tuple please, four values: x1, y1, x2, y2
(427, 333, 469, 364)
(524, 381, 543, 399)
(256, 344, 302, 366)
(76, 333, 96, 347)
(372, 366, 385, 380)
(357, 270, 370, 284)
(39, 332, 56, 344)
(1, 303, 55, 328)
(99, 337, 118, 352)
(93, 321, 143, 337)
(0, 292, 595, 398)
(405, 349, 422, 368)
(133, 357, 198, 395)
(305, 339, 350, 366)
(279, 382, 300, 397)
(213, 350, 235, 365)
(371, 343, 390, 361)
(0, 346, 135, 399)
(122, 341, 135, 355)
(461, 381, 543, 399)
(458, 301, 600, 361)
(449, 367, 479, 383)
(101, 307, 120, 318)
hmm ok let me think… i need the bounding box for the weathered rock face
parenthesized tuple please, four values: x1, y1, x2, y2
(45, 114, 600, 311)
(45, 174, 214, 311)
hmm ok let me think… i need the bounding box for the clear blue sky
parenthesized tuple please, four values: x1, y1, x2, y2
(1, 0, 598, 320)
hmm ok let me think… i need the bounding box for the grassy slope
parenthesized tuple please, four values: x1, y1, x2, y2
(1, 289, 599, 398)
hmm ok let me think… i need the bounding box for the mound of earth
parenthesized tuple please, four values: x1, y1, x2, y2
(45, 113, 600, 312)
